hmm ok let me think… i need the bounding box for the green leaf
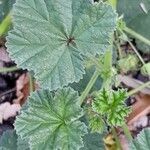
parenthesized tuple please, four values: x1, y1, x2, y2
(141, 63, 150, 76)
(130, 128, 150, 150)
(6, 0, 117, 90)
(89, 114, 104, 134)
(0, 130, 17, 150)
(92, 89, 130, 126)
(0, 0, 15, 23)
(117, 0, 150, 54)
(118, 54, 139, 73)
(117, 0, 150, 24)
(17, 137, 29, 150)
(107, 0, 117, 9)
(71, 67, 102, 94)
(0, 130, 29, 150)
(15, 88, 87, 150)
(81, 132, 105, 150)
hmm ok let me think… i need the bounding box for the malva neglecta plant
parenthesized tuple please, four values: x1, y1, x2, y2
(0, 0, 149, 149)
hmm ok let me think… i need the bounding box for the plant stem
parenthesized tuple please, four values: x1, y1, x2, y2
(0, 66, 19, 73)
(127, 39, 145, 65)
(122, 124, 133, 141)
(79, 70, 99, 105)
(124, 27, 150, 47)
(107, 0, 117, 9)
(112, 128, 122, 150)
(115, 41, 123, 59)
(128, 81, 150, 96)
(89, 57, 103, 71)
(119, 30, 145, 65)
(29, 73, 34, 93)
(0, 12, 11, 36)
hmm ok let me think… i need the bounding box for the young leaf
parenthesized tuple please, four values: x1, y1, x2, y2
(141, 62, 150, 76)
(130, 128, 150, 150)
(15, 88, 87, 150)
(89, 114, 105, 133)
(92, 89, 130, 126)
(0, 130, 29, 150)
(118, 54, 139, 73)
(6, 0, 117, 90)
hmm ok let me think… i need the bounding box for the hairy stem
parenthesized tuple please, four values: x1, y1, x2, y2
(112, 128, 122, 150)
(107, 0, 117, 9)
(29, 73, 34, 93)
(124, 27, 150, 46)
(0, 12, 11, 36)
(79, 70, 99, 105)
(128, 81, 150, 96)
(122, 123, 133, 141)
(0, 66, 19, 73)
(114, 40, 123, 59)
(119, 30, 145, 65)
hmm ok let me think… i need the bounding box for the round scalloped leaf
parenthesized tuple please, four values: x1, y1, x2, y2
(130, 128, 150, 150)
(6, 0, 117, 90)
(0, 130, 29, 150)
(15, 88, 87, 150)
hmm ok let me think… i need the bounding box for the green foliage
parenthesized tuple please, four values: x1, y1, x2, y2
(71, 67, 102, 94)
(0, 12, 11, 36)
(2, 0, 143, 149)
(81, 132, 105, 150)
(100, 51, 113, 81)
(107, 0, 117, 9)
(141, 63, 150, 76)
(0, 130, 29, 150)
(0, 0, 15, 22)
(15, 88, 87, 150)
(0, 0, 14, 36)
(136, 40, 150, 54)
(117, 18, 126, 31)
(118, 54, 139, 73)
(96, 50, 117, 89)
(92, 89, 130, 126)
(6, 0, 117, 90)
(17, 137, 29, 150)
(88, 111, 104, 133)
(130, 128, 150, 150)
(117, 0, 150, 24)
(117, 0, 150, 53)
(0, 130, 17, 150)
